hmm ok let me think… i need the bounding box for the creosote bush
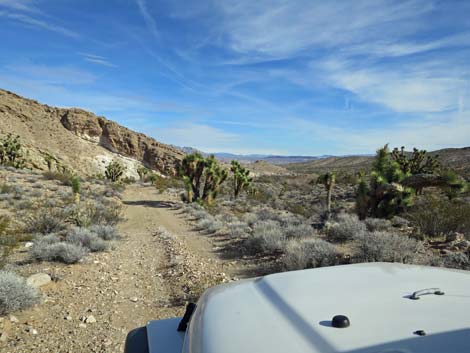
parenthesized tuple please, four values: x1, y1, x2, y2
(406, 196, 470, 238)
(0, 271, 40, 315)
(282, 239, 339, 271)
(24, 207, 67, 234)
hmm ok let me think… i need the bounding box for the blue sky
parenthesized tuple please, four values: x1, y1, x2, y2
(0, 0, 469, 155)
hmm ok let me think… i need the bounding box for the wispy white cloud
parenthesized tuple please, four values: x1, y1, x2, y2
(78, 53, 118, 68)
(215, 0, 435, 59)
(316, 57, 468, 113)
(135, 0, 158, 39)
(0, 10, 79, 38)
(0, 0, 37, 13)
(287, 110, 470, 154)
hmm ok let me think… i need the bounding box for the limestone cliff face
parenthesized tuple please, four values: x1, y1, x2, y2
(0, 89, 184, 176)
(58, 108, 184, 175)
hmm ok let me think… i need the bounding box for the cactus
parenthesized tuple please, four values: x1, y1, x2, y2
(0, 134, 27, 169)
(71, 177, 81, 204)
(105, 160, 125, 182)
(179, 153, 227, 204)
(317, 172, 336, 220)
(230, 160, 252, 199)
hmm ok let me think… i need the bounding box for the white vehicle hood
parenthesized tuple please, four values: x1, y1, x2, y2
(182, 263, 470, 353)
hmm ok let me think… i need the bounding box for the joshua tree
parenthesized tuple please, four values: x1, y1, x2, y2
(202, 156, 228, 205)
(317, 172, 336, 220)
(180, 153, 227, 204)
(105, 160, 125, 182)
(355, 144, 465, 219)
(180, 153, 206, 202)
(391, 146, 441, 176)
(230, 160, 252, 199)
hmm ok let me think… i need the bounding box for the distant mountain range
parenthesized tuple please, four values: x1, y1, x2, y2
(174, 146, 338, 164)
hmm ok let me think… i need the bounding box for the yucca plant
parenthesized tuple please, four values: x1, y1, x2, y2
(230, 160, 252, 199)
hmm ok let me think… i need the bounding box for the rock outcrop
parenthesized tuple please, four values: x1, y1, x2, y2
(0, 89, 185, 176)
(58, 107, 184, 175)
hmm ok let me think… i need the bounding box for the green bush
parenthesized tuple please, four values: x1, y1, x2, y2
(406, 196, 470, 238)
(0, 271, 40, 315)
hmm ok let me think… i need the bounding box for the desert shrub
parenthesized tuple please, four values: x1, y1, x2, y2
(283, 223, 313, 239)
(353, 231, 422, 264)
(66, 199, 123, 227)
(365, 218, 392, 232)
(251, 220, 286, 253)
(256, 208, 279, 221)
(30, 241, 88, 264)
(0, 271, 40, 315)
(0, 183, 13, 194)
(66, 227, 108, 252)
(226, 221, 250, 238)
(43, 171, 74, 186)
(406, 196, 470, 238)
(24, 207, 67, 234)
(282, 239, 339, 271)
(241, 212, 258, 226)
(197, 217, 223, 234)
(0, 216, 19, 268)
(440, 252, 470, 270)
(34, 233, 61, 245)
(326, 213, 366, 243)
(192, 210, 209, 220)
(89, 225, 120, 240)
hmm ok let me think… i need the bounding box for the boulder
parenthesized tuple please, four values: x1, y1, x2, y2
(26, 273, 52, 288)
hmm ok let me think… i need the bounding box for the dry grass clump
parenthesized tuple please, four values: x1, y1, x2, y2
(0, 271, 40, 315)
(226, 221, 250, 238)
(282, 238, 339, 271)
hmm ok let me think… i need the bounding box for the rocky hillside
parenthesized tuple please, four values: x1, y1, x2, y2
(0, 89, 184, 177)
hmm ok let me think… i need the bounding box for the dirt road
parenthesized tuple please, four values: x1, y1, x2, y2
(2, 185, 238, 353)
